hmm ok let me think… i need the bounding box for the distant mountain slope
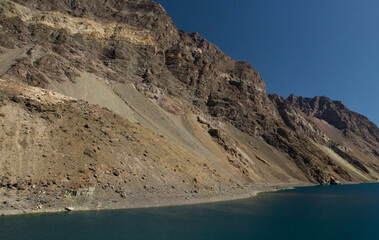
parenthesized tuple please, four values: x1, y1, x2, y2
(0, 0, 377, 214)
(287, 94, 379, 145)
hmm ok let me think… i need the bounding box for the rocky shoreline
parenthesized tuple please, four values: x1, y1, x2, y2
(0, 183, 308, 216)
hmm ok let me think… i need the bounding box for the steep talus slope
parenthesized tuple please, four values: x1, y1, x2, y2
(0, 0, 378, 214)
(0, 80, 256, 214)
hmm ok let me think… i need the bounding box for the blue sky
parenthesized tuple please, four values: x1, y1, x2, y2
(156, 0, 379, 126)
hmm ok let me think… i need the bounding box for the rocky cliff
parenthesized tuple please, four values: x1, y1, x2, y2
(0, 0, 378, 214)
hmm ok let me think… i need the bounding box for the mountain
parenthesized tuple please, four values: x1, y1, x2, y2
(0, 0, 378, 215)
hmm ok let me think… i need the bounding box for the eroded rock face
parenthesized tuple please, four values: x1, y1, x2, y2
(0, 0, 180, 86)
(0, 0, 378, 196)
(269, 94, 379, 182)
(287, 94, 379, 144)
(164, 31, 280, 137)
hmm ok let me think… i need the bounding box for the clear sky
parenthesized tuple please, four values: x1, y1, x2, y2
(155, 0, 379, 126)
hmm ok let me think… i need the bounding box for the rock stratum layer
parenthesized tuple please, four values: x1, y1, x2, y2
(0, 0, 378, 214)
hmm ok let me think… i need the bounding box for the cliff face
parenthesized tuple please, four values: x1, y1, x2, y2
(0, 0, 378, 214)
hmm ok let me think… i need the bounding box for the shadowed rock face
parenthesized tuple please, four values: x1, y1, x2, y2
(0, 0, 378, 212)
(165, 31, 278, 135)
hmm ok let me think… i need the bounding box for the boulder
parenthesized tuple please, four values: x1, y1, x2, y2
(65, 207, 74, 211)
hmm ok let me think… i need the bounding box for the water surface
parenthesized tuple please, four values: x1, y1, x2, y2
(1, 183, 378, 240)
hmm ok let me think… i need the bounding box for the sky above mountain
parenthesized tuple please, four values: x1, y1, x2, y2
(156, 0, 379, 126)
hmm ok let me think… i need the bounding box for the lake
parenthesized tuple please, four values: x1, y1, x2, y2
(1, 183, 378, 240)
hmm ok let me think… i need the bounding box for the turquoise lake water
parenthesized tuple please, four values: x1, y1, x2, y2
(1, 183, 378, 240)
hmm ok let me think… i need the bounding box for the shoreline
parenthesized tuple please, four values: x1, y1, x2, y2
(0, 182, 310, 217)
(2, 181, 375, 217)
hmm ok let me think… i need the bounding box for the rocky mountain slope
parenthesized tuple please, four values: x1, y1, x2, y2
(0, 0, 378, 214)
